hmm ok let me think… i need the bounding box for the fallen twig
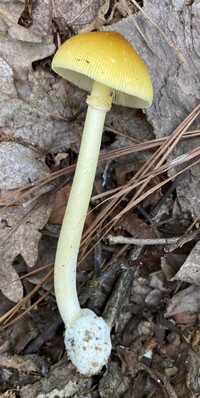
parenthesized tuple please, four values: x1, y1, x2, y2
(108, 235, 181, 246)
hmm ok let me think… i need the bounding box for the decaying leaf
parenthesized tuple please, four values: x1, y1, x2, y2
(0, 57, 84, 150)
(0, 315, 38, 354)
(0, 353, 48, 375)
(165, 285, 200, 319)
(0, 4, 41, 43)
(0, 259, 23, 305)
(171, 241, 200, 286)
(28, 0, 55, 37)
(19, 358, 92, 398)
(0, 16, 85, 305)
(104, 0, 200, 218)
(161, 253, 187, 280)
(98, 362, 131, 397)
(0, 353, 48, 391)
(0, 1, 55, 71)
(48, 184, 71, 225)
(114, 211, 157, 239)
(53, 0, 108, 34)
(0, 199, 53, 302)
(0, 142, 49, 189)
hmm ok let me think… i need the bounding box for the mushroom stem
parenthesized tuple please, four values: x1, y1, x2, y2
(54, 81, 112, 327)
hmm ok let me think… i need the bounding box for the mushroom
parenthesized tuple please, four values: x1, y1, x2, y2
(52, 31, 153, 375)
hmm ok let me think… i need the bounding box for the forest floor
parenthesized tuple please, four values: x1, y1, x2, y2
(0, 1, 200, 397)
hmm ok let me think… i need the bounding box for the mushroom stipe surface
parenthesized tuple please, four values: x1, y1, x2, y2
(52, 31, 153, 376)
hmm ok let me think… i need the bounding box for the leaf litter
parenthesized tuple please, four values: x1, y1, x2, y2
(0, 0, 200, 397)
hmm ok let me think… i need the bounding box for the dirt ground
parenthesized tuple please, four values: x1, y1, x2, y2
(0, 1, 200, 397)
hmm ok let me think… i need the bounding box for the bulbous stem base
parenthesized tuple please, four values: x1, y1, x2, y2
(65, 309, 112, 375)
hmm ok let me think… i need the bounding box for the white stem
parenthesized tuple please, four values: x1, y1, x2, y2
(54, 81, 111, 327)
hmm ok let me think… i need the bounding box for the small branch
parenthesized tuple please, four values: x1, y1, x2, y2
(108, 235, 181, 246)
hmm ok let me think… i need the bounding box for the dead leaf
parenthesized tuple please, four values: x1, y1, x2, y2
(0, 1, 55, 71)
(0, 353, 48, 391)
(98, 362, 131, 397)
(0, 316, 38, 355)
(171, 241, 200, 286)
(53, 0, 107, 34)
(161, 253, 187, 280)
(165, 285, 200, 319)
(0, 58, 84, 150)
(48, 184, 70, 225)
(0, 33, 85, 305)
(31, 0, 57, 37)
(114, 211, 157, 239)
(117, 344, 148, 377)
(0, 35, 54, 72)
(0, 142, 49, 189)
(0, 5, 42, 43)
(0, 261, 23, 305)
(19, 358, 92, 398)
(103, 0, 200, 218)
(172, 312, 197, 325)
(0, 199, 53, 302)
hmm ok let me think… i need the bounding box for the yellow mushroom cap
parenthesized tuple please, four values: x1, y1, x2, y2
(52, 31, 153, 109)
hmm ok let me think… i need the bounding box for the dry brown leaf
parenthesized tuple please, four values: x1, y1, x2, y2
(103, 0, 200, 218)
(0, 142, 49, 190)
(161, 253, 188, 280)
(0, 1, 55, 72)
(171, 241, 200, 286)
(0, 199, 53, 302)
(0, 5, 42, 43)
(19, 358, 92, 398)
(117, 345, 146, 377)
(114, 211, 156, 239)
(165, 285, 200, 319)
(53, 0, 107, 34)
(48, 184, 71, 225)
(0, 353, 47, 375)
(108, 0, 200, 135)
(0, 316, 38, 354)
(98, 362, 131, 397)
(0, 32, 54, 73)
(0, 58, 84, 150)
(0, 353, 48, 391)
(0, 16, 85, 305)
(29, 0, 54, 37)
